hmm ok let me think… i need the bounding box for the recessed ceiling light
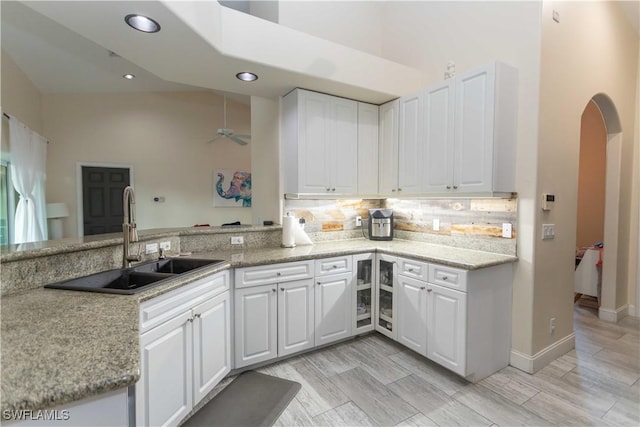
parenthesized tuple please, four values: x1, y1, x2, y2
(125, 14, 161, 33)
(236, 72, 258, 82)
(123, 74, 136, 80)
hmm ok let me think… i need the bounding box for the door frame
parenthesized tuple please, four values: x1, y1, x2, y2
(76, 162, 134, 238)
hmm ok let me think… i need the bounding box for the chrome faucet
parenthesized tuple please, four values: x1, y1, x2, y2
(123, 186, 141, 268)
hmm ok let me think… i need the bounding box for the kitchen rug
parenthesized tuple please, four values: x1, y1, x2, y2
(181, 371, 301, 427)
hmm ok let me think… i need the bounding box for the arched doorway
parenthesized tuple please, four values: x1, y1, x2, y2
(580, 94, 623, 322)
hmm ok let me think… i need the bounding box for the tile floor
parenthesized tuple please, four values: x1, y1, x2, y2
(221, 306, 640, 426)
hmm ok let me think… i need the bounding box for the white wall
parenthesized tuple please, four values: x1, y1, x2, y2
(42, 91, 252, 237)
(1, 50, 43, 154)
(535, 1, 638, 345)
(277, 1, 384, 57)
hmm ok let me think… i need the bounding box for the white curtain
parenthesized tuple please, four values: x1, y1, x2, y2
(9, 118, 48, 244)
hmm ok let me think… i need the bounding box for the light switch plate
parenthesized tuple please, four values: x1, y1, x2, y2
(231, 236, 244, 245)
(542, 224, 555, 240)
(433, 219, 440, 231)
(145, 243, 159, 254)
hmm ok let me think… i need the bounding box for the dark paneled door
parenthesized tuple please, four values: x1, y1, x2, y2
(82, 166, 130, 236)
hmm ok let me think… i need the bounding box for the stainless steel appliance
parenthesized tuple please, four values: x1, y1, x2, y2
(368, 209, 393, 241)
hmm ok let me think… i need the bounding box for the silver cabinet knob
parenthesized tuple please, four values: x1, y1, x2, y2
(453, 186, 458, 189)
(398, 188, 402, 191)
(272, 288, 276, 292)
(392, 189, 396, 192)
(194, 313, 201, 319)
(280, 287, 285, 291)
(317, 282, 321, 285)
(326, 188, 331, 192)
(420, 286, 426, 290)
(408, 268, 414, 272)
(332, 265, 337, 269)
(187, 318, 194, 323)
(446, 185, 451, 189)
(331, 188, 336, 192)
(427, 288, 433, 292)
(442, 276, 448, 281)
(276, 272, 281, 276)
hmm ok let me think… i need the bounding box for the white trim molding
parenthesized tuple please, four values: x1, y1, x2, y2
(510, 333, 575, 374)
(599, 305, 629, 322)
(629, 305, 638, 318)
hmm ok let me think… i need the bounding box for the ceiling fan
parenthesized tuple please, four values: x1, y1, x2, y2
(207, 95, 251, 145)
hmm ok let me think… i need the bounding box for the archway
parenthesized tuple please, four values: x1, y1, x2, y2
(586, 93, 623, 322)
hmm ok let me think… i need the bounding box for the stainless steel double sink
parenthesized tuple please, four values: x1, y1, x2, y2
(44, 258, 225, 295)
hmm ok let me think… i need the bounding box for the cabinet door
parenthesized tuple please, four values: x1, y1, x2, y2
(234, 285, 277, 368)
(298, 90, 331, 193)
(375, 254, 397, 339)
(378, 100, 399, 195)
(423, 80, 455, 192)
(278, 278, 315, 357)
(357, 102, 379, 195)
(397, 275, 428, 355)
(353, 253, 375, 334)
(454, 64, 495, 192)
(137, 311, 193, 427)
(398, 92, 422, 194)
(192, 291, 231, 405)
(315, 272, 352, 345)
(330, 97, 358, 194)
(427, 284, 467, 376)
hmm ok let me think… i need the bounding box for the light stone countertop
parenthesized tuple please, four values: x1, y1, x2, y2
(195, 238, 518, 270)
(1, 238, 516, 413)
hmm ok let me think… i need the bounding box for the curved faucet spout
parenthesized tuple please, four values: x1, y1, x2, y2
(123, 186, 141, 267)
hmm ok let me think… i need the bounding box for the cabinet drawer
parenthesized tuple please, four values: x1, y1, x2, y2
(315, 256, 352, 276)
(140, 270, 229, 334)
(235, 260, 313, 288)
(398, 257, 428, 281)
(428, 264, 467, 292)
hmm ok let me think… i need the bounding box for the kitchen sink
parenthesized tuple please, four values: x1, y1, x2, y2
(132, 258, 223, 275)
(44, 258, 225, 295)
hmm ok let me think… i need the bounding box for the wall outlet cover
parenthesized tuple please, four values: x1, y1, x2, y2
(502, 223, 513, 238)
(231, 236, 244, 245)
(433, 218, 440, 231)
(145, 243, 159, 254)
(542, 224, 555, 240)
(159, 241, 171, 250)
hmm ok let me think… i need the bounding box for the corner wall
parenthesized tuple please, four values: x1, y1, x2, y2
(535, 1, 639, 351)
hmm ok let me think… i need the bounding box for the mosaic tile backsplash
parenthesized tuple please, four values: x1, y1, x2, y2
(284, 198, 517, 255)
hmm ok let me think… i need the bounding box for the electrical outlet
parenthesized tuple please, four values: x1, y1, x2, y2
(433, 218, 440, 231)
(549, 317, 556, 335)
(145, 243, 159, 254)
(355, 216, 362, 227)
(502, 223, 513, 238)
(542, 224, 555, 240)
(159, 241, 171, 251)
(231, 236, 244, 245)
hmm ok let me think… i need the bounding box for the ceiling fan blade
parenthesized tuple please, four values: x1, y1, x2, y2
(234, 134, 251, 139)
(230, 135, 249, 145)
(206, 135, 223, 143)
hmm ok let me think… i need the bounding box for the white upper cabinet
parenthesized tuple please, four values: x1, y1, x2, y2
(283, 89, 358, 195)
(378, 99, 399, 196)
(398, 91, 423, 194)
(423, 62, 518, 194)
(422, 80, 455, 192)
(357, 102, 380, 195)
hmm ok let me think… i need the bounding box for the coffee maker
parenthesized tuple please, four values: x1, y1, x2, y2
(368, 209, 393, 241)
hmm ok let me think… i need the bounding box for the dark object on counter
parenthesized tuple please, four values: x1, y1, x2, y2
(263, 220, 274, 226)
(368, 209, 394, 241)
(181, 371, 300, 427)
(222, 221, 242, 227)
(193, 224, 210, 227)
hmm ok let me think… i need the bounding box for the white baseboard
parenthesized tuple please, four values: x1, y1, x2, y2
(628, 305, 638, 318)
(599, 305, 629, 322)
(510, 333, 575, 374)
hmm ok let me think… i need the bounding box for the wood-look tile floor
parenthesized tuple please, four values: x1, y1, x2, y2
(255, 306, 640, 426)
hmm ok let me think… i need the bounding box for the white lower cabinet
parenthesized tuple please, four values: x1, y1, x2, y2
(426, 283, 467, 376)
(234, 284, 278, 368)
(397, 275, 428, 355)
(315, 272, 352, 346)
(136, 271, 231, 427)
(394, 259, 511, 382)
(278, 279, 315, 357)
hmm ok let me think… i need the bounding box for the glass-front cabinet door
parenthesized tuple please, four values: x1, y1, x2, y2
(376, 253, 397, 339)
(353, 253, 375, 334)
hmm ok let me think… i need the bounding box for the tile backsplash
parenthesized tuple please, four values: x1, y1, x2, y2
(284, 197, 517, 255)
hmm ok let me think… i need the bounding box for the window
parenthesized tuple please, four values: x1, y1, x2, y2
(0, 162, 16, 245)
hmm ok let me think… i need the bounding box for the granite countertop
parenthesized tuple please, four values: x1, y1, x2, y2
(1, 238, 515, 413)
(194, 238, 518, 270)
